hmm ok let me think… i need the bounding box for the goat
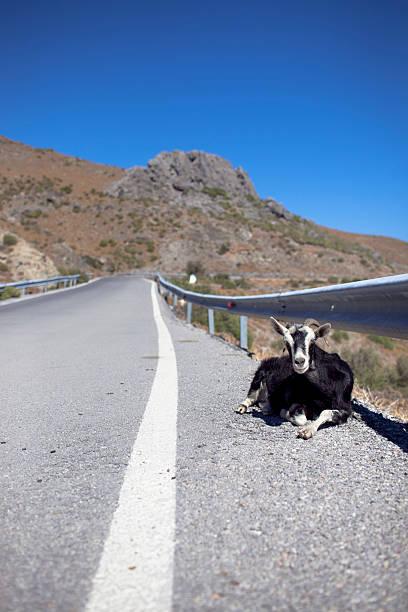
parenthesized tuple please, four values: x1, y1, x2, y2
(236, 317, 354, 439)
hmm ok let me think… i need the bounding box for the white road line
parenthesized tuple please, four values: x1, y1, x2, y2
(85, 281, 178, 612)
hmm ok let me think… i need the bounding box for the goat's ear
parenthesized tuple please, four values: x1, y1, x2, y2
(315, 322, 331, 339)
(270, 316, 287, 336)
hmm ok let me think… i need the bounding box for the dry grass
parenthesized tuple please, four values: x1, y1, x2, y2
(353, 382, 408, 422)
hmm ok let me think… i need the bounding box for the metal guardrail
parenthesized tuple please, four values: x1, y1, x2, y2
(0, 275, 81, 297)
(157, 273, 408, 349)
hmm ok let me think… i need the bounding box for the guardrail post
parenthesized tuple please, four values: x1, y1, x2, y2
(174, 294, 178, 308)
(208, 309, 215, 335)
(21, 287, 26, 296)
(42, 285, 46, 294)
(186, 301, 192, 324)
(240, 316, 248, 350)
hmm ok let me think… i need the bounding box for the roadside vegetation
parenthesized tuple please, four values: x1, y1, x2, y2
(168, 269, 254, 349)
(0, 286, 21, 300)
(165, 266, 408, 421)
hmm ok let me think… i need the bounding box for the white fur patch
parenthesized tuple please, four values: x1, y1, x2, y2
(292, 412, 307, 426)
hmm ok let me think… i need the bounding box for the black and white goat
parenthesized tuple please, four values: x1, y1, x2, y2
(237, 317, 354, 439)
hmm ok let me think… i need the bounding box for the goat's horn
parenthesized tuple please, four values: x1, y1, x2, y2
(303, 318, 321, 328)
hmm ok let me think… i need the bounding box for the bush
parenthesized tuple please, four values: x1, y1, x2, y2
(99, 240, 108, 247)
(77, 273, 90, 284)
(186, 260, 205, 276)
(201, 186, 228, 199)
(191, 305, 253, 349)
(217, 242, 230, 255)
(3, 234, 18, 247)
(343, 347, 388, 390)
(331, 330, 349, 343)
(367, 334, 395, 350)
(0, 262, 8, 272)
(235, 278, 251, 289)
(82, 255, 102, 269)
(22, 209, 42, 218)
(0, 286, 21, 300)
(389, 356, 408, 395)
(213, 273, 236, 290)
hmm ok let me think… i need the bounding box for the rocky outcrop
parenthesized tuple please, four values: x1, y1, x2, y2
(263, 197, 293, 220)
(107, 150, 258, 203)
(0, 230, 59, 281)
(106, 150, 294, 222)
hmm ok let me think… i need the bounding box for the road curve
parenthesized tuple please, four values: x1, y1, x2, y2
(0, 276, 407, 611)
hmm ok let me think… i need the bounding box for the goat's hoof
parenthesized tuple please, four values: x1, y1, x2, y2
(298, 426, 315, 439)
(235, 404, 247, 414)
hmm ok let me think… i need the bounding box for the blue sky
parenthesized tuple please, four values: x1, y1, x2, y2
(1, 0, 407, 241)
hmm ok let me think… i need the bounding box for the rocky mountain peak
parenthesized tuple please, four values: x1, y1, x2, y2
(106, 149, 259, 205)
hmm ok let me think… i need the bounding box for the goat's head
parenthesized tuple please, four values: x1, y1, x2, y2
(270, 316, 331, 374)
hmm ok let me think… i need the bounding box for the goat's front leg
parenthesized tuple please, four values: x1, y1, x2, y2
(236, 380, 270, 414)
(298, 409, 342, 439)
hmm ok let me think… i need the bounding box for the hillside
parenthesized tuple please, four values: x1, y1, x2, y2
(1, 134, 407, 419)
(1, 135, 407, 284)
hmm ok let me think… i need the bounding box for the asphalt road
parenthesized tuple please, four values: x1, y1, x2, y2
(1, 277, 407, 611)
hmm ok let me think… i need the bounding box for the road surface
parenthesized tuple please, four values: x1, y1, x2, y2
(1, 276, 407, 611)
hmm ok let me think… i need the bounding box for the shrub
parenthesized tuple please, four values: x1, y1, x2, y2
(213, 273, 236, 290)
(388, 355, 408, 395)
(220, 201, 233, 211)
(367, 334, 395, 350)
(235, 277, 251, 289)
(22, 209, 42, 219)
(331, 330, 349, 343)
(147, 240, 155, 253)
(0, 286, 21, 300)
(77, 273, 90, 284)
(395, 355, 408, 382)
(217, 242, 230, 255)
(343, 347, 388, 390)
(99, 240, 108, 247)
(3, 234, 18, 247)
(82, 255, 102, 269)
(186, 261, 205, 276)
(191, 305, 253, 349)
(0, 262, 8, 272)
(201, 186, 228, 199)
